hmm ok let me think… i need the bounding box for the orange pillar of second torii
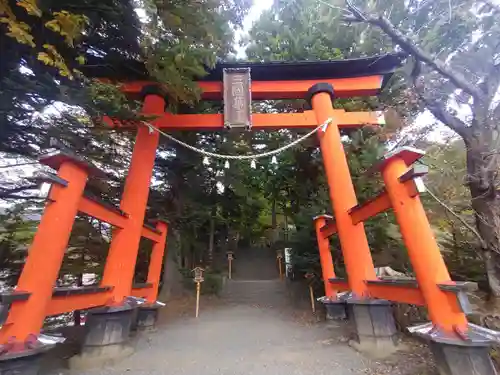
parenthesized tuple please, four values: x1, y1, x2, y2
(382, 155, 467, 332)
(313, 215, 337, 298)
(0, 162, 90, 343)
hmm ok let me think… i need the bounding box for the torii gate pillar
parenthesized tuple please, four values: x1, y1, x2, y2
(308, 85, 377, 296)
(101, 87, 164, 303)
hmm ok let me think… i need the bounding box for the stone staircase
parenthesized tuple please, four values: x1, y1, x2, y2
(222, 247, 288, 307)
(222, 279, 288, 307)
(231, 246, 278, 280)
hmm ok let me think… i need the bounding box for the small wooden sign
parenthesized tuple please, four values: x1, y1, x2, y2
(223, 68, 252, 129)
(276, 249, 284, 259)
(226, 251, 234, 260)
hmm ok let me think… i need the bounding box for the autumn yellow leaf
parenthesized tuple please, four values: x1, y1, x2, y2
(1, 18, 35, 47)
(48, 11, 89, 47)
(45, 19, 61, 33)
(75, 55, 85, 65)
(37, 52, 54, 66)
(16, 0, 42, 17)
(0, 0, 16, 19)
(39, 44, 74, 80)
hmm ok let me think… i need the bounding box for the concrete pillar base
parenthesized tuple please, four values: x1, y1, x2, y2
(0, 346, 50, 375)
(322, 299, 347, 320)
(346, 298, 398, 357)
(136, 303, 162, 331)
(409, 322, 499, 375)
(70, 303, 134, 370)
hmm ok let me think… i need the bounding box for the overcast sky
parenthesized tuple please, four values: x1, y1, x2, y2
(235, 0, 272, 58)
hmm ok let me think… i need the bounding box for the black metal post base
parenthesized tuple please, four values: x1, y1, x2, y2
(69, 303, 135, 370)
(136, 303, 161, 331)
(346, 298, 398, 356)
(322, 300, 347, 320)
(410, 322, 499, 375)
(0, 346, 50, 375)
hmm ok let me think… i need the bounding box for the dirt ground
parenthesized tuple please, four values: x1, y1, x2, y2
(45, 295, 437, 375)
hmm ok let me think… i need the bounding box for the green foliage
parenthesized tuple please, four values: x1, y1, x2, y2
(0, 203, 39, 285)
(0, 0, 143, 159)
(422, 140, 486, 286)
(58, 216, 111, 285)
(141, 0, 250, 103)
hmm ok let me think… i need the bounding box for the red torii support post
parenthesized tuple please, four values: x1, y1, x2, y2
(311, 88, 377, 297)
(101, 90, 164, 304)
(0, 160, 91, 345)
(382, 152, 468, 333)
(313, 214, 346, 320)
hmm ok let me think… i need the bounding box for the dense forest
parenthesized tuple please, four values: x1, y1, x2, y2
(1, 0, 500, 322)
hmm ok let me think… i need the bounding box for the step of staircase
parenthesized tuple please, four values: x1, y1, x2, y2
(221, 279, 288, 307)
(231, 247, 278, 280)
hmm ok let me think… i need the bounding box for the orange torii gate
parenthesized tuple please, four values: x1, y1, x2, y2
(0, 54, 496, 375)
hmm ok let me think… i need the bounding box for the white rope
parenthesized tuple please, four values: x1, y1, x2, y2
(142, 118, 332, 161)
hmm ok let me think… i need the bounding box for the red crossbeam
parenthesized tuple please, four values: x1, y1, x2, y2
(320, 219, 337, 238)
(105, 111, 384, 131)
(328, 278, 422, 304)
(320, 179, 421, 238)
(46, 291, 112, 316)
(364, 282, 425, 305)
(79, 196, 128, 228)
(329, 278, 465, 307)
(77, 197, 162, 242)
(349, 192, 392, 225)
(117, 76, 384, 101)
(6, 285, 154, 322)
(130, 285, 153, 299)
(4, 290, 112, 323)
(141, 227, 162, 242)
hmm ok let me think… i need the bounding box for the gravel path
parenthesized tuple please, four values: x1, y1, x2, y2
(59, 304, 376, 375)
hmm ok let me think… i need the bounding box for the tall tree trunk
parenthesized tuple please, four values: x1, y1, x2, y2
(284, 209, 288, 244)
(158, 229, 184, 301)
(466, 134, 500, 301)
(271, 198, 277, 229)
(271, 198, 279, 246)
(207, 208, 215, 268)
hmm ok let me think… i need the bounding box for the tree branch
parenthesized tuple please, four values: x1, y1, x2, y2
(487, 63, 500, 104)
(343, 0, 485, 102)
(426, 187, 487, 249)
(0, 161, 38, 169)
(481, 0, 500, 13)
(493, 100, 500, 121)
(409, 60, 472, 140)
(0, 184, 39, 199)
(421, 95, 471, 140)
(0, 195, 43, 201)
